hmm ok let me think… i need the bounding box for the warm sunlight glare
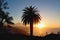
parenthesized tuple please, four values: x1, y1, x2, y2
(34, 21, 45, 29)
(37, 23, 44, 28)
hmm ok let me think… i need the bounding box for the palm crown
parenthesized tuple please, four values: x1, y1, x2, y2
(22, 6, 41, 25)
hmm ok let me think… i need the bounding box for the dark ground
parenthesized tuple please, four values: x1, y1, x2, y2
(0, 33, 60, 40)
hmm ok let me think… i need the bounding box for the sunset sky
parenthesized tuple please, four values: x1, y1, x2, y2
(4, 0, 60, 36)
(5, 0, 60, 29)
(6, 0, 60, 28)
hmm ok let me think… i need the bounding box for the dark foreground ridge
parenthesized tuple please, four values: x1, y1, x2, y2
(0, 33, 60, 40)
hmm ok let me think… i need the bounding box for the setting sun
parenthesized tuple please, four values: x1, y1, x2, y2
(37, 23, 44, 28)
(34, 21, 45, 29)
(34, 23, 45, 29)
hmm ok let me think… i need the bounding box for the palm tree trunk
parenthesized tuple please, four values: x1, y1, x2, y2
(30, 21, 33, 36)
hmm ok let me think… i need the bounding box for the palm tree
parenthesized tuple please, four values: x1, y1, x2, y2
(22, 6, 41, 36)
(5, 12, 14, 25)
(0, 0, 14, 33)
(0, 0, 13, 25)
(0, 0, 9, 25)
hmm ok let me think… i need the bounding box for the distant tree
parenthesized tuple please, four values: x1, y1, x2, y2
(57, 31, 60, 34)
(4, 12, 14, 25)
(0, 0, 9, 25)
(46, 32, 48, 35)
(22, 6, 41, 36)
(0, 0, 14, 32)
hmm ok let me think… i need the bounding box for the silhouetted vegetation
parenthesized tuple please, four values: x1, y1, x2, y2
(0, 0, 14, 33)
(22, 6, 41, 36)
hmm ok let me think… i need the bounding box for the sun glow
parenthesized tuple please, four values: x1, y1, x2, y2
(34, 21, 46, 29)
(37, 23, 44, 28)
